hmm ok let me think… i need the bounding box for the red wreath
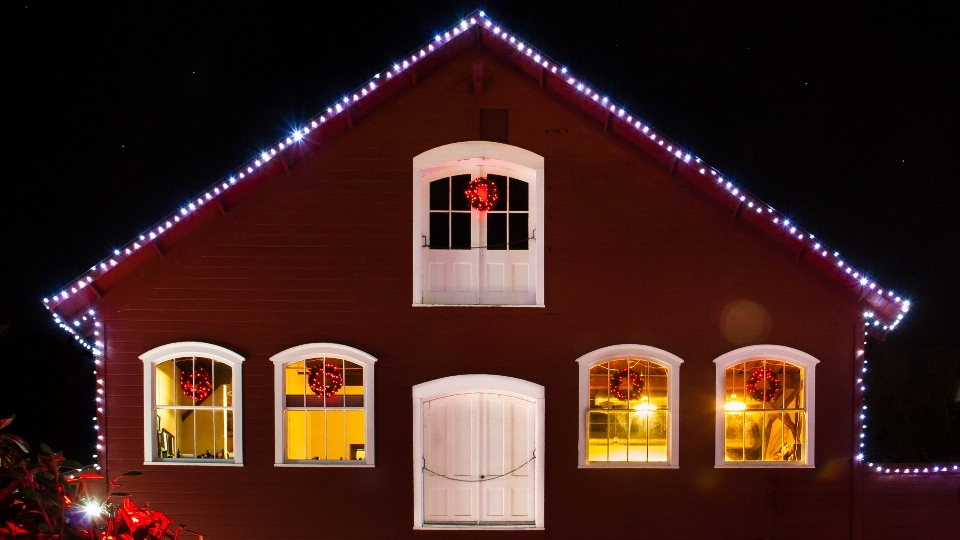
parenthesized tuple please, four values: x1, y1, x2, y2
(308, 363, 344, 397)
(746, 366, 782, 403)
(464, 176, 500, 211)
(609, 368, 645, 401)
(179, 365, 212, 402)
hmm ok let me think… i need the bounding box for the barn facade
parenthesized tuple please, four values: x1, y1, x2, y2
(44, 11, 957, 540)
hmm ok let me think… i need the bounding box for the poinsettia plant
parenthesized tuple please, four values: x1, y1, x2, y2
(0, 416, 201, 539)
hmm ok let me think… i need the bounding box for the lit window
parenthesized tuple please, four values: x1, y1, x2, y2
(140, 342, 244, 464)
(413, 142, 544, 306)
(576, 345, 683, 468)
(714, 345, 819, 467)
(271, 344, 376, 466)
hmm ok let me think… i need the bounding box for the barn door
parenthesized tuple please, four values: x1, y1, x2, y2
(422, 167, 535, 306)
(422, 392, 537, 525)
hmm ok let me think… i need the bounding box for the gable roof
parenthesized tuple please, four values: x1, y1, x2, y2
(43, 10, 909, 354)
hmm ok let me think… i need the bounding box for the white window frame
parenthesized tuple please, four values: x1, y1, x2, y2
(139, 341, 245, 466)
(713, 344, 819, 468)
(270, 343, 377, 467)
(412, 374, 545, 530)
(576, 344, 684, 468)
(412, 141, 545, 307)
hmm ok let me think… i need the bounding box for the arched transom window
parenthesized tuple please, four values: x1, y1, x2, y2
(576, 345, 683, 468)
(714, 345, 818, 467)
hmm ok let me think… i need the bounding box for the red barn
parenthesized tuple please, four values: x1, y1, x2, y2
(44, 11, 958, 539)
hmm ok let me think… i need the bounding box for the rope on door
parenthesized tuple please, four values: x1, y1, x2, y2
(422, 451, 536, 482)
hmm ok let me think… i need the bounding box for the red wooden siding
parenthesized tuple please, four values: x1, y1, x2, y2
(88, 43, 951, 539)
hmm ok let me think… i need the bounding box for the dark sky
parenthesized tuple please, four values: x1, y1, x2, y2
(3, 2, 958, 460)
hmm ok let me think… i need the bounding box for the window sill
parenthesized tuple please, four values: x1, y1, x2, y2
(415, 526, 543, 531)
(579, 462, 678, 469)
(144, 460, 242, 467)
(275, 462, 374, 468)
(715, 462, 814, 469)
(412, 303, 544, 308)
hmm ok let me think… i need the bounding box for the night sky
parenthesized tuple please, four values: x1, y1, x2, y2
(4, 3, 958, 462)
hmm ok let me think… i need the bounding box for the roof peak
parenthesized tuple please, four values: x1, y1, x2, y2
(43, 10, 909, 341)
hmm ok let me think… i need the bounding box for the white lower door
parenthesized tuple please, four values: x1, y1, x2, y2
(422, 392, 536, 525)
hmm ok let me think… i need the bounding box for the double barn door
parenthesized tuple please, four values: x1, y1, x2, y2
(423, 165, 534, 305)
(422, 392, 536, 525)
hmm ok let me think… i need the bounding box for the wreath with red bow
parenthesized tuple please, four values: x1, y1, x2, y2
(464, 176, 500, 211)
(609, 368, 645, 401)
(746, 366, 782, 403)
(179, 365, 212, 402)
(308, 363, 344, 397)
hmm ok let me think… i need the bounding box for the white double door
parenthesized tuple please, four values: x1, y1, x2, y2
(422, 392, 537, 525)
(422, 165, 534, 306)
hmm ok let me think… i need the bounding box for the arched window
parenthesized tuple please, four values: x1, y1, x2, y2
(140, 342, 245, 465)
(413, 141, 545, 306)
(270, 344, 376, 466)
(576, 345, 683, 468)
(713, 345, 819, 467)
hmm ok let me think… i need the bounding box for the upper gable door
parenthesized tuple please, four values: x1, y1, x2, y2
(422, 392, 537, 525)
(422, 165, 534, 305)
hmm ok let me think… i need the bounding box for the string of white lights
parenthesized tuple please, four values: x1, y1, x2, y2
(41, 10, 929, 475)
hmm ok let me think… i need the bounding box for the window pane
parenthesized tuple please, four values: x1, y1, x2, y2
(287, 410, 307, 460)
(585, 410, 667, 463)
(451, 212, 471, 249)
(451, 174, 471, 210)
(211, 362, 232, 407)
(343, 360, 364, 407)
(346, 410, 365, 461)
(325, 410, 347, 461)
(429, 212, 449, 249)
(193, 409, 216, 459)
(487, 213, 507, 250)
(156, 360, 176, 406)
(782, 363, 804, 409)
(508, 213, 528, 250)
(429, 178, 449, 210)
(509, 178, 528, 211)
(157, 408, 177, 458)
(488, 174, 507, 211)
(307, 410, 327, 460)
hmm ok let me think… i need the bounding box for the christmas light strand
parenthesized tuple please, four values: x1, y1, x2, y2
(857, 316, 959, 475)
(40, 10, 908, 331)
(38, 9, 929, 477)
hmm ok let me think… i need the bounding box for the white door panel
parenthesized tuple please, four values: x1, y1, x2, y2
(423, 392, 536, 525)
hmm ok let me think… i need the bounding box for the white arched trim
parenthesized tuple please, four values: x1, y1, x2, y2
(412, 374, 545, 530)
(269, 343, 377, 467)
(412, 141, 546, 307)
(575, 345, 684, 468)
(139, 341, 245, 466)
(712, 345, 820, 468)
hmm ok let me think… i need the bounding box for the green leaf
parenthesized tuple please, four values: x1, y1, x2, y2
(0, 415, 14, 431)
(21, 485, 40, 500)
(39, 443, 52, 455)
(62, 460, 83, 470)
(38, 522, 53, 534)
(119, 471, 143, 477)
(4, 434, 29, 453)
(111, 491, 129, 497)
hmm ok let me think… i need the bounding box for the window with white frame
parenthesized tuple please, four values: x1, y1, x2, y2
(140, 342, 244, 465)
(576, 345, 683, 467)
(713, 345, 819, 467)
(413, 141, 544, 306)
(270, 344, 376, 466)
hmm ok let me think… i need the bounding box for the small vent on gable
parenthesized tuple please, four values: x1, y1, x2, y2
(480, 109, 508, 143)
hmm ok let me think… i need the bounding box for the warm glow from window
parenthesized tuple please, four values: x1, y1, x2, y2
(724, 360, 805, 462)
(284, 358, 365, 461)
(586, 359, 668, 462)
(155, 357, 233, 460)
